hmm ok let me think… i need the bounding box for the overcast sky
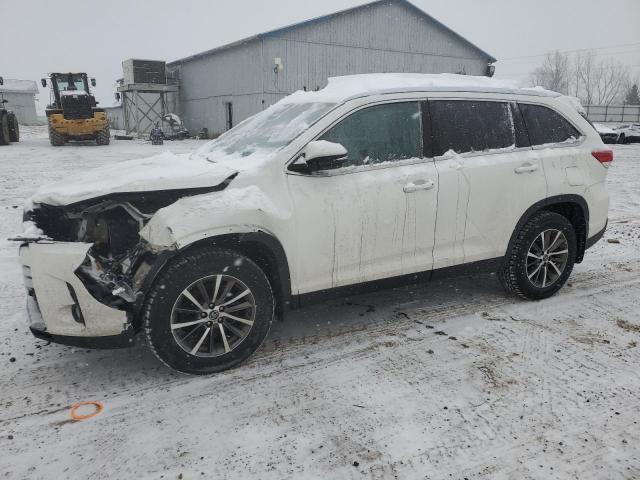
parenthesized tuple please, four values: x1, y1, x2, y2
(2, 0, 639, 113)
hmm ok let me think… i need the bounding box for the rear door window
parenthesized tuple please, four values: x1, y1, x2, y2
(429, 100, 516, 156)
(319, 102, 423, 168)
(519, 103, 582, 146)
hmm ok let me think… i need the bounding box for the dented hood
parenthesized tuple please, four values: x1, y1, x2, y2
(29, 151, 238, 207)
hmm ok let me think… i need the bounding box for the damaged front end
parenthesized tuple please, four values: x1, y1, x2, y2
(15, 176, 236, 347)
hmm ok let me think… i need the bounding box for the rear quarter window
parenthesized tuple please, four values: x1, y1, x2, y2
(519, 103, 582, 146)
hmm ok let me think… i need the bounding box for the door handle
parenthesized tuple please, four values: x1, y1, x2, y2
(403, 179, 435, 193)
(515, 163, 539, 174)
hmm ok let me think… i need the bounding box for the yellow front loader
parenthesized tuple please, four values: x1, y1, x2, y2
(42, 73, 110, 146)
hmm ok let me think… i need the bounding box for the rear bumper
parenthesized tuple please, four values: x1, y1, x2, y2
(19, 242, 133, 346)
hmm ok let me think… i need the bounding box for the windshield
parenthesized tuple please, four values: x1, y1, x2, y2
(54, 74, 86, 92)
(196, 101, 335, 162)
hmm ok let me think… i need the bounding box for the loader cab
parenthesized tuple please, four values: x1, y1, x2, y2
(44, 73, 97, 113)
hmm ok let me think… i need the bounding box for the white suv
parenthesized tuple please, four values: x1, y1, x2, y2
(14, 74, 611, 374)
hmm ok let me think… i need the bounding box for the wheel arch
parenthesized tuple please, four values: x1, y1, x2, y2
(132, 231, 292, 330)
(506, 195, 589, 264)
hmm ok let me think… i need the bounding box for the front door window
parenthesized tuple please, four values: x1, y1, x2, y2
(319, 101, 423, 168)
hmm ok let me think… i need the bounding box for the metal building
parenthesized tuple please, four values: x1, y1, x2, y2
(167, 0, 496, 137)
(0, 79, 38, 125)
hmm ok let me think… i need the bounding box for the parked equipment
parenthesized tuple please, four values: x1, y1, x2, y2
(162, 113, 190, 140)
(0, 76, 20, 145)
(150, 122, 164, 145)
(42, 73, 109, 146)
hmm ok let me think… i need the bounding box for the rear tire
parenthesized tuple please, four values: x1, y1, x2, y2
(7, 113, 19, 142)
(0, 112, 9, 145)
(143, 248, 274, 375)
(96, 125, 110, 145)
(500, 211, 577, 300)
(48, 121, 66, 146)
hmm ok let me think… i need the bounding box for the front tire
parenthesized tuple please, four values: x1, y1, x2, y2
(500, 211, 577, 300)
(143, 248, 274, 374)
(96, 125, 110, 145)
(48, 121, 66, 146)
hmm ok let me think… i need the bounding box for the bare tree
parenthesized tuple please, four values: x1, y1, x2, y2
(529, 50, 631, 105)
(575, 51, 597, 104)
(594, 58, 629, 104)
(531, 51, 570, 95)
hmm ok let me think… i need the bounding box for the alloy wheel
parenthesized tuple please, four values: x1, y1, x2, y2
(525, 229, 569, 288)
(170, 275, 256, 357)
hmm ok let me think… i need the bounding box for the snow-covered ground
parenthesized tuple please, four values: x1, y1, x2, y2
(1, 126, 639, 479)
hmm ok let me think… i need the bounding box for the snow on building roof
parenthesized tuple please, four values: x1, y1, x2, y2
(280, 73, 559, 104)
(0, 79, 38, 94)
(168, 0, 496, 66)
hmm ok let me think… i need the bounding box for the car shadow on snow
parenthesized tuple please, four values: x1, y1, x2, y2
(267, 271, 508, 350)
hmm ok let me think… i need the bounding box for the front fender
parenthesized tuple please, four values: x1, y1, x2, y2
(139, 185, 290, 250)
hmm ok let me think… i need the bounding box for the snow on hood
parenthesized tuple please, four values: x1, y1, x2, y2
(29, 151, 238, 207)
(594, 123, 616, 134)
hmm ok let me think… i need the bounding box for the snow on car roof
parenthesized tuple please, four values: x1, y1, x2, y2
(281, 73, 559, 104)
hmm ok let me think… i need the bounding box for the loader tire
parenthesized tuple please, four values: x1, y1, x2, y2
(7, 113, 19, 142)
(48, 122, 66, 146)
(0, 112, 9, 145)
(96, 125, 110, 145)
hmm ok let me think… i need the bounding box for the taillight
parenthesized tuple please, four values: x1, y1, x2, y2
(592, 149, 613, 167)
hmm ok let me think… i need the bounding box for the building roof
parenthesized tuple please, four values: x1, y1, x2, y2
(0, 79, 38, 94)
(278, 73, 557, 105)
(168, 0, 496, 66)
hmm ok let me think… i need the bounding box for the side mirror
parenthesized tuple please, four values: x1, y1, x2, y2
(0, 77, 3, 86)
(41, 78, 47, 88)
(289, 140, 348, 174)
(91, 78, 96, 87)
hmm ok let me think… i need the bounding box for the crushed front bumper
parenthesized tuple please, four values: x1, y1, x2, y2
(19, 241, 134, 348)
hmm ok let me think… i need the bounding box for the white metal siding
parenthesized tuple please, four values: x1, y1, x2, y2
(174, 41, 264, 135)
(0, 92, 38, 125)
